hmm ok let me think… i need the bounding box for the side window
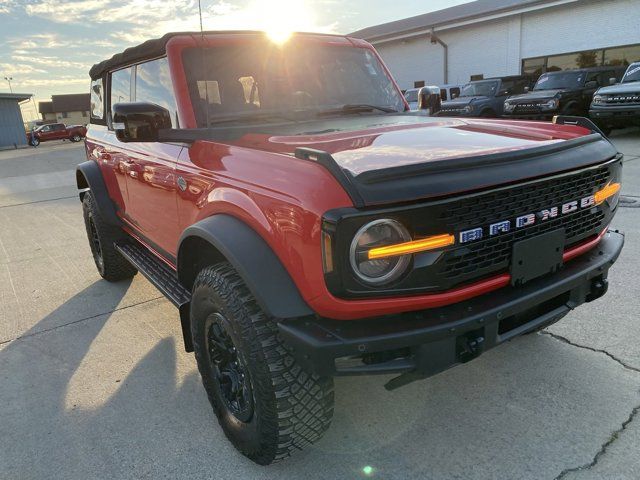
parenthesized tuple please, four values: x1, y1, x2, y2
(110, 67, 132, 109)
(450, 87, 460, 99)
(90, 78, 104, 120)
(585, 71, 600, 85)
(440, 89, 447, 101)
(135, 57, 179, 128)
(500, 80, 515, 94)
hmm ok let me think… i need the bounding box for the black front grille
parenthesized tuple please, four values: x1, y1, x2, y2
(514, 103, 542, 113)
(602, 94, 640, 105)
(438, 166, 610, 284)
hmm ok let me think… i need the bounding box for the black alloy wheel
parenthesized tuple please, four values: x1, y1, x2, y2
(205, 312, 254, 422)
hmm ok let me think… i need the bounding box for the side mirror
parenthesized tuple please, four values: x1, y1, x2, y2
(451, 92, 458, 99)
(418, 86, 442, 114)
(609, 77, 618, 85)
(112, 102, 171, 142)
(524, 86, 530, 93)
(584, 80, 598, 89)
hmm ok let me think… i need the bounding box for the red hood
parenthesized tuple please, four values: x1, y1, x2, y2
(230, 116, 591, 177)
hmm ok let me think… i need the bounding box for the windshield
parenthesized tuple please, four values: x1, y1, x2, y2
(622, 64, 640, 83)
(183, 42, 405, 127)
(459, 81, 499, 97)
(534, 71, 584, 90)
(404, 90, 418, 102)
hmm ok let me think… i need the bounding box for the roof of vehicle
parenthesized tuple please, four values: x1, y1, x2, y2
(542, 66, 626, 75)
(89, 30, 350, 79)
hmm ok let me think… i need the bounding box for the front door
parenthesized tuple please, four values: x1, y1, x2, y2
(106, 57, 183, 260)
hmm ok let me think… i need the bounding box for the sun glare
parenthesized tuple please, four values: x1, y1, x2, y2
(250, 0, 318, 44)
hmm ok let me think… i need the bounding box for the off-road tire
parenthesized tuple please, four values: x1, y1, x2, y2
(71, 134, 82, 142)
(191, 263, 334, 465)
(82, 192, 137, 281)
(30, 137, 39, 147)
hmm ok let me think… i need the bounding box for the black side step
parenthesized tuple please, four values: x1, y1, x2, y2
(115, 242, 194, 352)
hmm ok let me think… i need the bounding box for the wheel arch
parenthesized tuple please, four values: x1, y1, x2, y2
(76, 161, 121, 226)
(178, 214, 313, 319)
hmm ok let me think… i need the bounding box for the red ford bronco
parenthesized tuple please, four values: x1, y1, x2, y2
(78, 31, 624, 464)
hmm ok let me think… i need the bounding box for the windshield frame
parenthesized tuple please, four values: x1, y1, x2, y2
(622, 63, 640, 84)
(458, 80, 500, 98)
(534, 71, 585, 91)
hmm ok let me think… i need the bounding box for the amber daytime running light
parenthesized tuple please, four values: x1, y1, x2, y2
(594, 182, 621, 205)
(367, 234, 455, 260)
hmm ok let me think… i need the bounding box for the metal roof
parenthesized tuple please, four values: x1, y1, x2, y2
(349, 0, 558, 41)
(0, 92, 32, 102)
(51, 93, 90, 112)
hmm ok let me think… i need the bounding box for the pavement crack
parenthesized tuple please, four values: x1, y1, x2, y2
(553, 403, 640, 479)
(542, 331, 640, 373)
(0, 296, 165, 346)
(0, 195, 77, 209)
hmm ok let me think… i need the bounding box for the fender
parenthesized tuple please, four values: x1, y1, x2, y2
(178, 215, 313, 319)
(76, 161, 122, 226)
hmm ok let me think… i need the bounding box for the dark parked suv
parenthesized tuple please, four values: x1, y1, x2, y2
(438, 76, 531, 117)
(503, 66, 625, 120)
(590, 62, 640, 134)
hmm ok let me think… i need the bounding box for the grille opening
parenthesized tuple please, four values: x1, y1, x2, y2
(498, 292, 570, 335)
(334, 347, 412, 371)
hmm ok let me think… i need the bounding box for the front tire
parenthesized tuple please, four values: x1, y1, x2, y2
(30, 137, 40, 147)
(191, 263, 334, 465)
(82, 192, 137, 281)
(71, 134, 82, 142)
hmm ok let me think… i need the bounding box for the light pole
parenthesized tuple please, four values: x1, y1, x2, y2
(4, 76, 13, 93)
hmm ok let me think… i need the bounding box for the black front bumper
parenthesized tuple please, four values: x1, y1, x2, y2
(590, 105, 640, 127)
(279, 231, 624, 389)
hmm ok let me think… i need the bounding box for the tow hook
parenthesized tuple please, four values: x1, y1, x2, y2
(586, 276, 608, 302)
(456, 330, 485, 363)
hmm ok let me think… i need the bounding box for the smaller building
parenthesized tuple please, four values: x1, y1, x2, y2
(0, 93, 32, 150)
(38, 93, 90, 126)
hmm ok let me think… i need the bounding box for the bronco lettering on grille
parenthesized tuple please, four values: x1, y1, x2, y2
(459, 194, 596, 244)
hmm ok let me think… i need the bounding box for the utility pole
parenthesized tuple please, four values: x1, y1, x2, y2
(4, 76, 13, 93)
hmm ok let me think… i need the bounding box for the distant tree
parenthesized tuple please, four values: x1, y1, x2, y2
(577, 51, 598, 68)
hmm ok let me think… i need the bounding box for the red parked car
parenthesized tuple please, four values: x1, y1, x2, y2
(77, 31, 623, 465)
(28, 122, 86, 146)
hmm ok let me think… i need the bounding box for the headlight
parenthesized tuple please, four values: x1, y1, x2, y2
(541, 98, 559, 111)
(504, 102, 515, 112)
(592, 94, 605, 105)
(349, 219, 411, 285)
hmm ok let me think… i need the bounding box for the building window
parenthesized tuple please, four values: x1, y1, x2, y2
(62, 112, 68, 118)
(523, 44, 640, 76)
(414, 81, 425, 88)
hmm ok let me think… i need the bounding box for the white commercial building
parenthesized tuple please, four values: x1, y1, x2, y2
(350, 0, 640, 91)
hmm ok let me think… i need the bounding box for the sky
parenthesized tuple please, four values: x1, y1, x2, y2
(0, 0, 472, 120)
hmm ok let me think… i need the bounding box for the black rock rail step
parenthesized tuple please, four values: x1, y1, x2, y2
(115, 241, 194, 351)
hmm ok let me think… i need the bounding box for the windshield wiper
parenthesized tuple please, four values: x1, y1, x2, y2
(204, 111, 298, 126)
(317, 104, 398, 116)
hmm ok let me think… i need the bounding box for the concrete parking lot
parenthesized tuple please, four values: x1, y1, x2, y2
(0, 132, 639, 479)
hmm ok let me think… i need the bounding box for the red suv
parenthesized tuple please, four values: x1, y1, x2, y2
(78, 31, 623, 464)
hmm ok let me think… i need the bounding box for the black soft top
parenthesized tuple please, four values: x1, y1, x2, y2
(89, 30, 349, 79)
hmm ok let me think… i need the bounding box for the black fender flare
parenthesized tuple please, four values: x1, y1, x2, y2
(178, 215, 313, 319)
(76, 161, 121, 226)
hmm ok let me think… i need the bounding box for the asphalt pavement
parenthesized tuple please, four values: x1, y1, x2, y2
(0, 131, 639, 479)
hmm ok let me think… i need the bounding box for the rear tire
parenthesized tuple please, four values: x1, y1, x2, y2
(191, 263, 334, 465)
(82, 192, 137, 281)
